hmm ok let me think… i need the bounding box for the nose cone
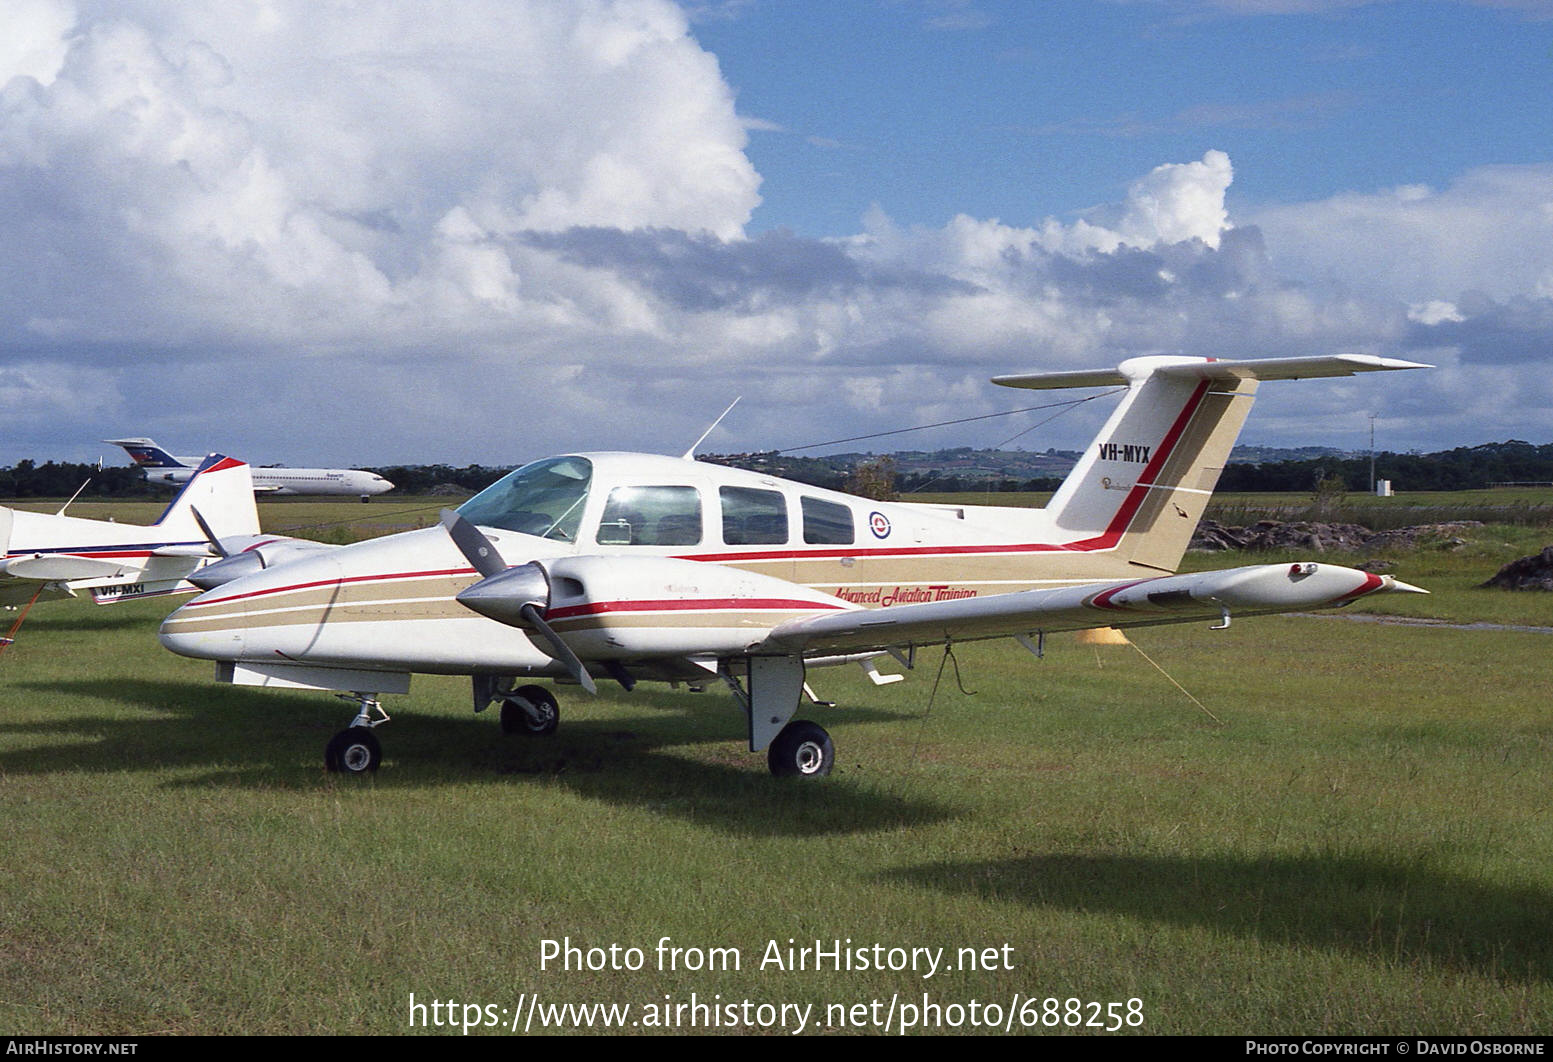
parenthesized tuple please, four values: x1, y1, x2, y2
(160, 588, 242, 661)
(161, 547, 347, 661)
(454, 562, 550, 627)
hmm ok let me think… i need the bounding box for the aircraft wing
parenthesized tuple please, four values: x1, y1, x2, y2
(760, 562, 1424, 657)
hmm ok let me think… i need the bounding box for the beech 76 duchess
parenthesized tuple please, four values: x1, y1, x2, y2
(160, 355, 1428, 776)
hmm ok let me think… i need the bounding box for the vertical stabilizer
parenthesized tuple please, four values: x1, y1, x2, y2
(152, 456, 260, 541)
(993, 354, 1429, 573)
(103, 438, 191, 469)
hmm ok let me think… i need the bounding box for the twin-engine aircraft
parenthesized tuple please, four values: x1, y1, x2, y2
(0, 456, 261, 608)
(105, 438, 394, 501)
(159, 355, 1428, 776)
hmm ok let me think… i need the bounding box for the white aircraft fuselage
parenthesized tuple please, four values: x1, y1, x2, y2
(159, 355, 1431, 776)
(161, 356, 1424, 695)
(144, 465, 394, 498)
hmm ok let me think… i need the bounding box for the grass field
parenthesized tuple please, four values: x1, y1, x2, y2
(1, 495, 1549, 1035)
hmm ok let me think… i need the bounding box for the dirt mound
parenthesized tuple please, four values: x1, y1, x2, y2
(1191, 519, 1482, 553)
(1480, 546, 1553, 591)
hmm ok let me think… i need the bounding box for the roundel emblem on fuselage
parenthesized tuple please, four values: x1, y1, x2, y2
(869, 511, 891, 539)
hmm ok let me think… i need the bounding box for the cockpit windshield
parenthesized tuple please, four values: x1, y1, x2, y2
(456, 456, 593, 540)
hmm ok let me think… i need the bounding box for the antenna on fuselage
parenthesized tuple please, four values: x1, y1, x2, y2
(55, 477, 92, 517)
(681, 397, 741, 460)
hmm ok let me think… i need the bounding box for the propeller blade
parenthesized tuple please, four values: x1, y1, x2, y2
(189, 506, 229, 558)
(441, 509, 597, 695)
(440, 509, 506, 577)
(520, 602, 597, 695)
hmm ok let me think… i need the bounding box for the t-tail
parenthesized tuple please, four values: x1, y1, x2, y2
(151, 455, 261, 541)
(994, 355, 1429, 574)
(103, 437, 190, 469)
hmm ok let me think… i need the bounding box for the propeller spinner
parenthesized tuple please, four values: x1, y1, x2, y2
(439, 510, 597, 694)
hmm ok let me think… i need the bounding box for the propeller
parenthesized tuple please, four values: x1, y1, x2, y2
(439, 509, 597, 694)
(187, 506, 269, 591)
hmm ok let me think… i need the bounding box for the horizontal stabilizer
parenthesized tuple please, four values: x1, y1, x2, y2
(993, 354, 1430, 390)
(0, 555, 133, 581)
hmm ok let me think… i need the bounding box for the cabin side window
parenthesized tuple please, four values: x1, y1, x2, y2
(719, 486, 788, 545)
(801, 496, 855, 545)
(596, 486, 703, 546)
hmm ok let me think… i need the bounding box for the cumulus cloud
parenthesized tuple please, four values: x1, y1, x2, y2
(0, 2, 1547, 466)
(1249, 165, 1553, 303)
(0, 0, 758, 347)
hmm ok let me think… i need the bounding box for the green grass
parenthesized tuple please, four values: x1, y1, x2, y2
(2, 495, 452, 542)
(1, 493, 1550, 1035)
(2, 583, 1550, 1034)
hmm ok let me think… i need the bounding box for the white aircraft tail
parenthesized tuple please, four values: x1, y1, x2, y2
(994, 355, 1429, 573)
(151, 455, 260, 541)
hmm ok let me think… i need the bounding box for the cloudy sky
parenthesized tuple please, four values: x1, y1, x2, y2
(2, 0, 1551, 469)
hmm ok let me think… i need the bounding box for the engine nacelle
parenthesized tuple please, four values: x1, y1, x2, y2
(476, 554, 856, 661)
(188, 536, 340, 591)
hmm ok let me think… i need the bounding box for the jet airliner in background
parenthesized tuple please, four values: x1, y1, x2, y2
(105, 438, 393, 501)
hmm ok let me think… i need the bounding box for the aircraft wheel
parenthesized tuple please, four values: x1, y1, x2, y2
(325, 726, 381, 774)
(768, 720, 834, 778)
(501, 685, 559, 736)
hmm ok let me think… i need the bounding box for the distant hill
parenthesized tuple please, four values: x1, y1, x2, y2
(1228, 444, 1359, 463)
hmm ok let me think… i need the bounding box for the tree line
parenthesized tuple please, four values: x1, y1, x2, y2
(4, 441, 1552, 498)
(1214, 441, 1553, 493)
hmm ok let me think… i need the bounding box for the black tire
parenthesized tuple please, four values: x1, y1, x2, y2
(325, 726, 381, 774)
(500, 685, 559, 736)
(767, 720, 834, 778)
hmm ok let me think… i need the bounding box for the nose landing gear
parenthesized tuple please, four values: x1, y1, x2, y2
(324, 693, 390, 774)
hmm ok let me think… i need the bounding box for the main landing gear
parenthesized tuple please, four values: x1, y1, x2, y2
(721, 657, 836, 779)
(767, 719, 835, 778)
(324, 693, 390, 774)
(499, 685, 560, 736)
